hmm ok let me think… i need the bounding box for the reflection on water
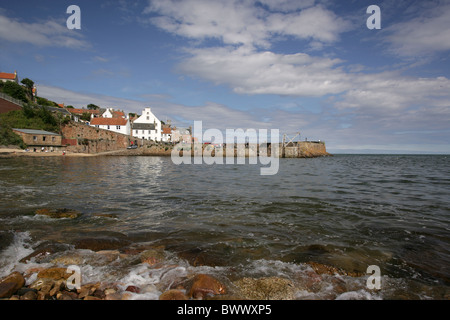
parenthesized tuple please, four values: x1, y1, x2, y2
(0, 154, 449, 299)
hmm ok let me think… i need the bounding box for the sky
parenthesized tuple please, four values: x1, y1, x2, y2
(0, 0, 449, 154)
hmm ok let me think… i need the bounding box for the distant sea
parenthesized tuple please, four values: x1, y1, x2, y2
(0, 154, 448, 299)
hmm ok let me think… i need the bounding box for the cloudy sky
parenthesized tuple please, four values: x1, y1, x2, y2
(1, 0, 449, 153)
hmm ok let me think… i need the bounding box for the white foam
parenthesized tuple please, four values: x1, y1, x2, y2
(0, 231, 35, 277)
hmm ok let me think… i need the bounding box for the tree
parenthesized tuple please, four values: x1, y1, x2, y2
(87, 104, 100, 110)
(21, 78, 35, 100)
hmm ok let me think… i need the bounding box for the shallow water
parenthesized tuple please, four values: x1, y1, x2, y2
(0, 154, 449, 299)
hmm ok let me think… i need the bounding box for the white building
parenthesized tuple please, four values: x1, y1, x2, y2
(132, 107, 162, 141)
(90, 117, 130, 136)
(102, 108, 126, 119)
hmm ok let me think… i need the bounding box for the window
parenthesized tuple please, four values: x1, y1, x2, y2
(52, 137, 55, 142)
(116, 126, 121, 130)
(33, 136, 37, 141)
(42, 136, 46, 142)
(107, 125, 110, 130)
(146, 116, 149, 120)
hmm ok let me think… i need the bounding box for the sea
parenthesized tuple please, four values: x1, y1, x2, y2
(0, 154, 449, 299)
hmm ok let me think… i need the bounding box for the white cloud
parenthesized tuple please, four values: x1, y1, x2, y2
(178, 46, 352, 96)
(384, 2, 450, 57)
(0, 14, 89, 49)
(144, 0, 351, 48)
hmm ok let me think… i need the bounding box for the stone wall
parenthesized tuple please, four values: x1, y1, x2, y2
(61, 122, 138, 153)
(283, 141, 330, 158)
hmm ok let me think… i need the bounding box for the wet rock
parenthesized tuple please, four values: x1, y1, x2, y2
(306, 261, 363, 277)
(57, 293, 74, 300)
(125, 285, 140, 293)
(51, 252, 85, 266)
(188, 274, 226, 299)
(233, 277, 296, 300)
(93, 288, 106, 299)
(37, 267, 72, 280)
(0, 272, 25, 298)
(78, 283, 100, 299)
(105, 292, 123, 300)
(20, 290, 38, 300)
(159, 289, 188, 300)
(20, 243, 69, 263)
(0, 282, 18, 299)
(29, 278, 54, 291)
(57, 290, 78, 300)
(35, 208, 81, 219)
(140, 248, 165, 266)
(74, 236, 131, 252)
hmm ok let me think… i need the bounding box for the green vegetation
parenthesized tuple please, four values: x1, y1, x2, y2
(0, 125, 27, 149)
(87, 104, 99, 110)
(0, 81, 27, 103)
(0, 104, 66, 148)
(0, 104, 60, 132)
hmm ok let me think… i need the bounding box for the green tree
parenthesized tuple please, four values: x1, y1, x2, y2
(80, 112, 92, 121)
(21, 78, 34, 99)
(87, 103, 100, 110)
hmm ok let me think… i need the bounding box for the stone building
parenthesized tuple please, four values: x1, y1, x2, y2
(12, 128, 63, 152)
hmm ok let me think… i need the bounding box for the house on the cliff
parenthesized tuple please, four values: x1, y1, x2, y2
(67, 108, 102, 122)
(90, 117, 130, 136)
(161, 127, 172, 143)
(0, 71, 18, 83)
(131, 107, 162, 141)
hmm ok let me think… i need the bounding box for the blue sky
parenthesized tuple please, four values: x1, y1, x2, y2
(1, 0, 449, 153)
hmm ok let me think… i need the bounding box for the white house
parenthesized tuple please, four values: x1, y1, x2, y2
(90, 117, 130, 136)
(132, 107, 162, 141)
(102, 108, 126, 119)
(161, 127, 172, 143)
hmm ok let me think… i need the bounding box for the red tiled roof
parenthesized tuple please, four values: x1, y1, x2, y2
(162, 127, 172, 134)
(112, 111, 125, 118)
(90, 117, 128, 126)
(0, 72, 16, 80)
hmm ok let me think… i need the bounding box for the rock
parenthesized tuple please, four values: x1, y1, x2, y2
(105, 292, 123, 300)
(93, 288, 106, 299)
(0, 272, 25, 298)
(57, 293, 74, 300)
(49, 280, 65, 296)
(57, 290, 78, 300)
(37, 291, 50, 300)
(35, 208, 81, 219)
(188, 274, 226, 299)
(140, 248, 166, 266)
(84, 295, 102, 300)
(78, 283, 100, 299)
(20, 242, 70, 263)
(50, 252, 85, 265)
(125, 285, 140, 293)
(233, 277, 296, 300)
(37, 267, 72, 280)
(74, 237, 130, 251)
(159, 289, 188, 300)
(20, 290, 37, 300)
(0, 282, 18, 299)
(29, 278, 53, 291)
